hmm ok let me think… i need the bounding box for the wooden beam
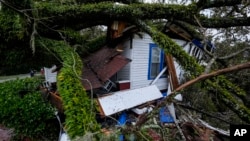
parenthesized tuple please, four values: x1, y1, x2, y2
(165, 55, 179, 90)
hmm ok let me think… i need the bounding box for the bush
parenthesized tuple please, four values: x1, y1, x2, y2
(0, 77, 57, 140)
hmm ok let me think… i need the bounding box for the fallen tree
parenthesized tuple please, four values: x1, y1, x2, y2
(0, 0, 250, 140)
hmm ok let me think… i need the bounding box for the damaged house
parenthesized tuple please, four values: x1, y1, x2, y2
(43, 21, 227, 140)
(44, 21, 214, 118)
(80, 21, 214, 118)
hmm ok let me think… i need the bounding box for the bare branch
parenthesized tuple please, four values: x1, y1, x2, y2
(218, 47, 250, 60)
(0, 0, 23, 14)
(0, 0, 36, 20)
(30, 20, 37, 54)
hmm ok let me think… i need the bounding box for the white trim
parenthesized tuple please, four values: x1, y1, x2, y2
(150, 67, 167, 85)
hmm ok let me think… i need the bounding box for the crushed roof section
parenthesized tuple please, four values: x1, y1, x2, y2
(81, 46, 131, 90)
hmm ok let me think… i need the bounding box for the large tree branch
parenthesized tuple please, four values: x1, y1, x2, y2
(197, 0, 243, 9)
(194, 16, 250, 28)
(175, 62, 250, 92)
(1, 0, 249, 40)
(136, 62, 250, 127)
(185, 73, 250, 123)
(34, 2, 194, 29)
(32, 2, 249, 30)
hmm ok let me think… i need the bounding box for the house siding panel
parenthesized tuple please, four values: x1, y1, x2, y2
(117, 40, 131, 81)
(117, 34, 194, 91)
(130, 34, 168, 90)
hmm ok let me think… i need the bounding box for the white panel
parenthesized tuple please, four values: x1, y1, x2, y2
(130, 81, 149, 88)
(98, 85, 163, 116)
(130, 78, 167, 90)
(154, 78, 168, 90)
(44, 65, 57, 83)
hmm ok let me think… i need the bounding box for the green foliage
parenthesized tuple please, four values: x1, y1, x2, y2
(64, 29, 89, 45)
(35, 2, 194, 23)
(183, 83, 218, 112)
(82, 35, 106, 54)
(0, 4, 52, 75)
(215, 75, 246, 97)
(77, 35, 107, 57)
(0, 13, 26, 41)
(0, 42, 59, 75)
(206, 79, 250, 123)
(5, 0, 32, 9)
(40, 38, 100, 139)
(0, 77, 56, 139)
(63, 28, 106, 56)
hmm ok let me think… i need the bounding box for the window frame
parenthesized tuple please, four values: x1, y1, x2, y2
(148, 43, 166, 80)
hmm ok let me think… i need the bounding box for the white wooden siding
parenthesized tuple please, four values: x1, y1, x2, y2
(129, 34, 168, 90)
(117, 40, 131, 81)
(117, 34, 205, 91)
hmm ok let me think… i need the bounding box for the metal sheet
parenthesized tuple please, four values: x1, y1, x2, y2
(82, 46, 130, 90)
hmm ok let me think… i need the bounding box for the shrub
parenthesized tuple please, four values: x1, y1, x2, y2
(0, 77, 57, 140)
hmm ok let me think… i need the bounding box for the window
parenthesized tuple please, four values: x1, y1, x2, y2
(148, 43, 165, 79)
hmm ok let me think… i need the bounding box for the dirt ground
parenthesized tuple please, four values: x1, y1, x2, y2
(0, 125, 12, 141)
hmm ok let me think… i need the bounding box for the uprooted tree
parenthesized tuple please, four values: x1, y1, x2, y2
(1, 0, 250, 140)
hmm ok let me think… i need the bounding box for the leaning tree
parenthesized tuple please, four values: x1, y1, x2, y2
(0, 0, 250, 140)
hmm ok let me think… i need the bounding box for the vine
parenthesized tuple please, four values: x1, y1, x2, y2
(38, 38, 100, 139)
